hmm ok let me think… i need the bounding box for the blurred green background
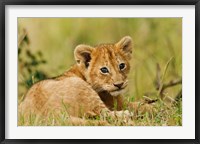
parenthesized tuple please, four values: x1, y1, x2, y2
(18, 18, 182, 102)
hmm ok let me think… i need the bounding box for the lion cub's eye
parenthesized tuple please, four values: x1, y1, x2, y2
(119, 63, 126, 70)
(100, 67, 109, 74)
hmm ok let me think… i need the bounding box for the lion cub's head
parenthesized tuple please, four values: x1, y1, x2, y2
(74, 36, 133, 96)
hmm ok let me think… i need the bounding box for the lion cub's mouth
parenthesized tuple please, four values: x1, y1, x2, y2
(111, 85, 127, 92)
(109, 85, 128, 97)
(94, 81, 128, 96)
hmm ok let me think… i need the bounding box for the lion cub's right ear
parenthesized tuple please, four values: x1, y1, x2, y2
(74, 44, 93, 68)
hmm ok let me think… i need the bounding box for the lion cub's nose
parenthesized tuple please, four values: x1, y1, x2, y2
(113, 82, 124, 89)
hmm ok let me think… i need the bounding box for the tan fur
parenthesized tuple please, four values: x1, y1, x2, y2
(19, 36, 135, 120)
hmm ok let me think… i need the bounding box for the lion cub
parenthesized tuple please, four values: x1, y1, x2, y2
(19, 36, 133, 120)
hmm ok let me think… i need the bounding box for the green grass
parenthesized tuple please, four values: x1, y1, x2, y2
(18, 99, 182, 126)
(18, 18, 182, 126)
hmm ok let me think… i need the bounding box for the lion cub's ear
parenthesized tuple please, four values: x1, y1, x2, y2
(74, 44, 93, 68)
(115, 36, 133, 59)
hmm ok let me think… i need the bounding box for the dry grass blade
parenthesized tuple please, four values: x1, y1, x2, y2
(158, 57, 174, 98)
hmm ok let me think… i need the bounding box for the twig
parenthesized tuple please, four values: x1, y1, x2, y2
(145, 58, 182, 104)
(143, 96, 158, 104)
(161, 79, 182, 92)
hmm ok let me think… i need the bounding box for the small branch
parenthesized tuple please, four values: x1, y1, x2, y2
(143, 96, 158, 104)
(161, 78, 182, 92)
(145, 61, 182, 104)
(159, 78, 182, 99)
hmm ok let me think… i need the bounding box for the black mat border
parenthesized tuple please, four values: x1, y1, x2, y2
(0, 1, 199, 144)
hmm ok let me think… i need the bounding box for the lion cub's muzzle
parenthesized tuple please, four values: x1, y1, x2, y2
(113, 80, 128, 90)
(110, 80, 128, 96)
(113, 82, 124, 89)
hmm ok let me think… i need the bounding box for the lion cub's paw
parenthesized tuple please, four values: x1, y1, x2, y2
(112, 110, 134, 118)
(112, 110, 134, 125)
